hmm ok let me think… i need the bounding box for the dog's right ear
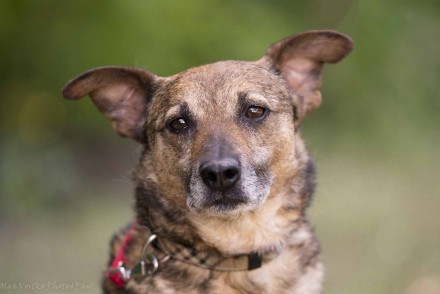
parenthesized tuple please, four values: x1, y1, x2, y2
(62, 66, 157, 143)
(258, 30, 353, 122)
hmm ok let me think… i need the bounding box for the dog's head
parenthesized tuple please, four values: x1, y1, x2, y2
(63, 30, 352, 217)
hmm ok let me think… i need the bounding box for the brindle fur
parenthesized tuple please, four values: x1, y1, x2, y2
(63, 30, 353, 294)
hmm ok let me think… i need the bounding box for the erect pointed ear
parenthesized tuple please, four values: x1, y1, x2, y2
(62, 66, 157, 142)
(258, 30, 353, 122)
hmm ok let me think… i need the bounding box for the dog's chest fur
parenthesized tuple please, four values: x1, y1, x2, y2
(104, 212, 323, 294)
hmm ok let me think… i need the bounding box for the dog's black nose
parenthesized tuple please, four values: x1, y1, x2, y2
(200, 159, 241, 191)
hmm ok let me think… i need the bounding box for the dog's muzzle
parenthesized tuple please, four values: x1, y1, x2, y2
(197, 156, 248, 210)
(187, 135, 271, 215)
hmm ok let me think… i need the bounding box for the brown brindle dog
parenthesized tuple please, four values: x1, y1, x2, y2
(63, 30, 353, 294)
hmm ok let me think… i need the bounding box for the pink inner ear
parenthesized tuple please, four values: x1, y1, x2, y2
(90, 82, 147, 139)
(259, 30, 353, 120)
(92, 83, 137, 112)
(280, 58, 323, 118)
(281, 58, 322, 95)
(62, 66, 156, 142)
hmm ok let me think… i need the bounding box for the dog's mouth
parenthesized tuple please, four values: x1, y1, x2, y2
(208, 193, 248, 210)
(187, 158, 272, 216)
(187, 187, 268, 216)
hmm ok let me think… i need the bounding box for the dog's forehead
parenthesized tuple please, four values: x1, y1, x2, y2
(161, 61, 287, 117)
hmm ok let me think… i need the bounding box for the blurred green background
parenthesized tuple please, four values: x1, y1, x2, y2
(0, 0, 439, 293)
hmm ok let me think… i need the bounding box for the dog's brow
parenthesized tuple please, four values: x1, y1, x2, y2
(164, 102, 192, 121)
(165, 104, 183, 120)
(240, 92, 276, 109)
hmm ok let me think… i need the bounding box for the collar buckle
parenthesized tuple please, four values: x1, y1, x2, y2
(106, 233, 165, 287)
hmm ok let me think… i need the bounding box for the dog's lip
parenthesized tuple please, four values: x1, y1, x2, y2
(209, 195, 247, 209)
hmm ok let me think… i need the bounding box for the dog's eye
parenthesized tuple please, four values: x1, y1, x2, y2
(245, 106, 266, 120)
(168, 118, 188, 133)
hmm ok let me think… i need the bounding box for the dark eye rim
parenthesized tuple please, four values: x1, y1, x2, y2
(167, 117, 190, 134)
(243, 105, 269, 121)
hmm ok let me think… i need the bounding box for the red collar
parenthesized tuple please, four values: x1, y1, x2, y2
(107, 221, 138, 287)
(106, 221, 266, 288)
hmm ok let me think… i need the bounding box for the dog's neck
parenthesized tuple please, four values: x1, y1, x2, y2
(135, 175, 313, 256)
(136, 191, 306, 256)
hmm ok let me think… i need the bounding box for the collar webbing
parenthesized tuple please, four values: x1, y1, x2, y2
(107, 221, 269, 288)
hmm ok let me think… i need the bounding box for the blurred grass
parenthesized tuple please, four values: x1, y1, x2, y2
(309, 147, 440, 294)
(0, 0, 439, 293)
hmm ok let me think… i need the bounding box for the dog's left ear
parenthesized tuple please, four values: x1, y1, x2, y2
(63, 66, 157, 143)
(259, 30, 353, 122)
